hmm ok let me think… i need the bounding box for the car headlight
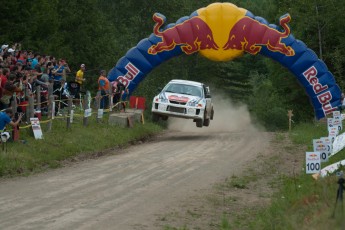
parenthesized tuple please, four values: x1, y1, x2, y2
(154, 97, 168, 103)
(187, 101, 196, 106)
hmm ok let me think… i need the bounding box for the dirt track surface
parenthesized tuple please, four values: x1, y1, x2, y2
(0, 100, 273, 230)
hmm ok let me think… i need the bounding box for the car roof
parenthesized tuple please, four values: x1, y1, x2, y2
(168, 79, 203, 87)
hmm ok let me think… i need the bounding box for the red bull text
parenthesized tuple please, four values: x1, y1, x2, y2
(117, 62, 140, 88)
(303, 66, 337, 115)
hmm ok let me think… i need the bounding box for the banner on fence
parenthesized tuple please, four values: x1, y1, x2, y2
(30, 117, 43, 139)
(317, 159, 345, 178)
(332, 132, 345, 156)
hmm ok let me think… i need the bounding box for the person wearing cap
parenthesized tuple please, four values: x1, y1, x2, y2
(98, 70, 110, 109)
(76, 64, 86, 92)
(1, 44, 8, 54)
(8, 48, 15, 54)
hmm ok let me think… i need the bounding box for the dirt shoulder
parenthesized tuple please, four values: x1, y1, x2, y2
(152, 132, 306, 230)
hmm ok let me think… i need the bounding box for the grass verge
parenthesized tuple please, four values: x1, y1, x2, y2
(0, 113, 163, 177)
(230, 121, 345, 230)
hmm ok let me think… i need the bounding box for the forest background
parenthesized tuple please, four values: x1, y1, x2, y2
(1, 0, 344, 130)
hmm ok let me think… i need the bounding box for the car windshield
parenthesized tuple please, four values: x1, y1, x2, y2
(165, 83, 202, 97)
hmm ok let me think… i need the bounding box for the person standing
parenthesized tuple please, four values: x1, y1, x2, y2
(75, 64, 86, 93)
(97, 70, 110, 109)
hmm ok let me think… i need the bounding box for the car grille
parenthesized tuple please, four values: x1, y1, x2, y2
(170, 100, 187, 105)
(168, 106, 186, 114)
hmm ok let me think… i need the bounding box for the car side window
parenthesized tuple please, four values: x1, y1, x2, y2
(204, 86, 211, 98)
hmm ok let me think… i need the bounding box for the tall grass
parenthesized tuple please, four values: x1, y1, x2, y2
(0, 113, 163, 177)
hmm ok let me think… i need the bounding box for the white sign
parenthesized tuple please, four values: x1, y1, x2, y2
(333, 114, 343, 131)
(313, 139, 328, 162)
(30, 117, 43, 139)
(52, 101, 55, 120)
(320, 137, 332, 156)
(97, 109, 104, 119)
(84, 108, 92, 117)
(327, 118, 333, 132)
(329, 129, 338, 143)
(333, 111, 341, 117)
(306, 152, 321, 174)
(70, 109, 74, 123)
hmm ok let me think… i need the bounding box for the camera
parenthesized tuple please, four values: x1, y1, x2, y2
(336, 171, 343, 177)
(1, 132, 10, 143)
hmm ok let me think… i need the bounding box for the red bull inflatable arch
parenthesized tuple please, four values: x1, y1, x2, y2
(107, 2, 342, 120)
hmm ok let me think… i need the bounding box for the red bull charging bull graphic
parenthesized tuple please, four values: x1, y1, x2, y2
(107, 2, 342, 120)
(222, 14, 295, 56)
(148, 13, 219, 55)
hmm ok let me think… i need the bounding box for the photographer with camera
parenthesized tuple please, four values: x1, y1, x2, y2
(52, 59, 70, 81)
(0, 108, 23, 133)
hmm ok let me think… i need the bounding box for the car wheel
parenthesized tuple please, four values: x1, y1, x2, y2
(152, 113, 159, 122)
(196, 119, 203, 128)
(210, 108, 214, 120)
(203, 118, 210, 126)
(162, 116, 168, 121)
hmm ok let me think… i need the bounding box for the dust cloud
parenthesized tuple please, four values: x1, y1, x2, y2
(167, 94, 258, 133)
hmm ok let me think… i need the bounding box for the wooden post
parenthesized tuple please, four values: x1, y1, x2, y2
(108, 84, 113, 112)
(47, 95, 54, 131)
(28, 95, 34, 119)
(67, 97, 73, 129)
(25, 87, 31, 123)
(288, 110, 294, 131)
(36, 86, 41, 111)
(96, 91, 101, 123)
(83, 92, 90, 127)
(10, 93, 17, 113)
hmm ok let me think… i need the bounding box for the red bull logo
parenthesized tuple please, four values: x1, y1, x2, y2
(309, 153, 317, 157)
(223, 14, 295, 56)
(168, 95, 189, 103)
(148, 14, 219, 55)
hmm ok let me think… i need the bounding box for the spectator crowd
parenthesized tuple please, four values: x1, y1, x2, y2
(0, 42, 127, 140)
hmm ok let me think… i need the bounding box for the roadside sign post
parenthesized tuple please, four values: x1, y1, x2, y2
(288, 110, 293, 131)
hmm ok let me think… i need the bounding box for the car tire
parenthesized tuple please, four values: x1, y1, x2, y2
(210, 108, 214, 120)
(203, 118, 210, 126)
(162, 116, 168, 121)
(152, 113, 159, 122)
(196, 119, 203, 128)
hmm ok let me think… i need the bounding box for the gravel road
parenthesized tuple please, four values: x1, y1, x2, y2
(0, 101, 271, 230)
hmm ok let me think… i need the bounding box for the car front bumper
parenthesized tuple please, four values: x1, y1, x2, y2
(152, 102, 204, 120)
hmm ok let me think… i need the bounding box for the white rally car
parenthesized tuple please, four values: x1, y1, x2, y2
(151, 79, 214, 128)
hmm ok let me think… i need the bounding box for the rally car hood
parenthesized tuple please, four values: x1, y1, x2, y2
(161, 92, 202, 104)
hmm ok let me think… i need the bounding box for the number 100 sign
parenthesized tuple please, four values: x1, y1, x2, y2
(306, 152, 321, 174)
